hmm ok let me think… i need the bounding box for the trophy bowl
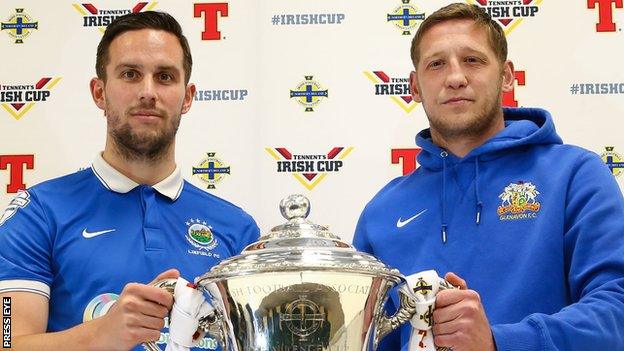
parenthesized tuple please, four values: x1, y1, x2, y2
(147, 195, 417, 351)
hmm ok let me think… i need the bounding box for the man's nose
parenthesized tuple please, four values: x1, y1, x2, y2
(139, 77, 157, 103)
(445, 60, 468, 89)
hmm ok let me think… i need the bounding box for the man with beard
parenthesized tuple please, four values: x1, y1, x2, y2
(0, 11, 259, 351)
(354, 3, 624, 351)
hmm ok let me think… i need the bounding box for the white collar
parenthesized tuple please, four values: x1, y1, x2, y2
(91, 153, 183, 201)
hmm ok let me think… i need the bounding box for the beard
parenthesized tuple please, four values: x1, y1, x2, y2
(423, 79, 503, 140)
(107, 107, 181, 163)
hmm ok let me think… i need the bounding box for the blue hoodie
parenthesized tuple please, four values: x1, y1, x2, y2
(354, 107, 624, 351)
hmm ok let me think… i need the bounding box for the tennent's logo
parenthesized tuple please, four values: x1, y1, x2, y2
(1, 9, 38, 44)
(194, 3, 228, 40)
(468, 0, 543, 35)
(0, 155, 34, 194)
(72, 2, 157, 33)
(588, 0, 623, 32)
(290, 76, 328, 112)
(1, 78, 61, 120)
(502, 70, 526, 107)
(391, 148, 421, 175)
(364, 71, 418, 113)
(266, 147, 353, 190)
(387, 0, 425, 35)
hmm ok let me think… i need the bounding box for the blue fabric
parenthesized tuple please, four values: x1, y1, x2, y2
(354, 107, 624, 350)
(0, 168, 259, 351)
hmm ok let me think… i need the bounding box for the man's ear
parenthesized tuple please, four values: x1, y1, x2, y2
(409, 70, 422, 103)
(181, 83, 196, 114)
(501, 60, 515, 93)
(90, 77, 106, 113)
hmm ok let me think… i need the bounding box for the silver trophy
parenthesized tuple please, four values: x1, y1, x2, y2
(147, 194, 418, 350)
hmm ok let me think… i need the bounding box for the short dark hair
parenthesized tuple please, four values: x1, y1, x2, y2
(410, 3, 507, 67)
(96, 11, 193, 84)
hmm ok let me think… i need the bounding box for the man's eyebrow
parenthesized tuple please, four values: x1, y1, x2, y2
(461, 46, 489, 56)
(113, 63, 181, 73)
(421, 46, 489, 61)
(155, 65, 180, 73)
(421, 51, 444, 61)
(114, 63, 142, 71)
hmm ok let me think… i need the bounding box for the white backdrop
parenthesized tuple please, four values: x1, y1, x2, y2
(1, 0, 623, 243)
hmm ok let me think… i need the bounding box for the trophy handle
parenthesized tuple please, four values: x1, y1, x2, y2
(375, 287, 417, 347)
(143, 278, 226, 351)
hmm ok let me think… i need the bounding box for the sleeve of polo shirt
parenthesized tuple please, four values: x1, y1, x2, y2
(0, 189, 53, 299)
(236, 213, 260, 253)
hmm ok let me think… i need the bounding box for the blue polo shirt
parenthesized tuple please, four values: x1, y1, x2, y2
(0, 154, 259, 350)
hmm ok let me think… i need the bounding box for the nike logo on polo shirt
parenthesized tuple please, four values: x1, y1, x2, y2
(396, 209, 427, 228)
(82, 229, 116, 238)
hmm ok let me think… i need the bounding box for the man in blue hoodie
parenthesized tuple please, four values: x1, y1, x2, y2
(354, 3, 624, 351)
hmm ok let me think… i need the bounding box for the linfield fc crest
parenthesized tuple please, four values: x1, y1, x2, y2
(497, 181, 541, 220)
(192, 152, 230, 189)
(72, 2, 157, 33)
(290, 76, 328, 112)
(186, 218, 220, 258)
(1, 78, 62, 120)
(364, 71, 418, 113)
(1, 9, 38, 44)
(266, 147, 353, 190)
(468, 0, 543, 35)
(601, 146, 624, 178)
(387, 0, 425, 35)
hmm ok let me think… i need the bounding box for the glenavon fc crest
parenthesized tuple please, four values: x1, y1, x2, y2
(497, 181, 541, 220)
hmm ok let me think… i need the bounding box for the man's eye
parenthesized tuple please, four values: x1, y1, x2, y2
(159, 73, 172, 81)
(466, 57, 481, 63)
(123, 71, 137, 79)
(428, 60, 443, 69)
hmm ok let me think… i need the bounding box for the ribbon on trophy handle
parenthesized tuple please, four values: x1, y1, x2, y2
(164, 277, 214, 351)
(144, 277, 220, 351)
(399, 270, 455, 351)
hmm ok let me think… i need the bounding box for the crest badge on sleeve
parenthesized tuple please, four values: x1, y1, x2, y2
(0, 190, 30, 226)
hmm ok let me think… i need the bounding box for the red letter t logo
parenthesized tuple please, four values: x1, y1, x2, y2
(194, 3, 229, 40)
(588, 0, 623, 32)
(0, 155, 34, 193)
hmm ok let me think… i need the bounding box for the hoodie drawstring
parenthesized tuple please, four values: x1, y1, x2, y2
(441, 151, 448, 243)
(475, 156, 483, 225)
(440, 152, 483, 243)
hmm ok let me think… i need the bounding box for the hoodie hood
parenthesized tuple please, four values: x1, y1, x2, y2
(416, 107, 563, 170)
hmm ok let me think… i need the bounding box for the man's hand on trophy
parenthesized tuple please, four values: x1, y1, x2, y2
(431, 272, 496, 351)
(90, 269, 180, 351)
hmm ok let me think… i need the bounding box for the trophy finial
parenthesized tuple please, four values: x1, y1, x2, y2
(280, 194, 310, 220)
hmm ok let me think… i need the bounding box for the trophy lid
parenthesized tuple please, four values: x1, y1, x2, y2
(197, 195, 402, 282)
